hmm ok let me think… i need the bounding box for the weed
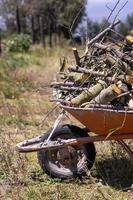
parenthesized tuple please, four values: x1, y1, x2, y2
(6, 34, 31, 53)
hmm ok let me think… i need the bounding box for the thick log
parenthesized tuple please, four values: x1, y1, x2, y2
(71, 80, 107, 106)
(90, 85, 119, 105)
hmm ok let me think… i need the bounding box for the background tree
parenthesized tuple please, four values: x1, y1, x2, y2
(0, 0, 25, 34)
(0, 30, 2, 55)
(0, 0, 86, 47)
(117, 13, 133, 36)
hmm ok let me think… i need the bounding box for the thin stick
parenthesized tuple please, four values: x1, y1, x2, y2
(39, 104, 59, 128)
(112, 1, 128, 24)
(55, 86, 88, 92)
(110, 29, 125, 39)
(69, 3, 85, 34)
(84, 20, 120, 56)
(51, 82, 75, 87)
(117, 90, 133, 99)
(101, 0, 120, 31)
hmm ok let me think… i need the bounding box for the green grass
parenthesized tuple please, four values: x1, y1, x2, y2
(0, 46, 133, 200)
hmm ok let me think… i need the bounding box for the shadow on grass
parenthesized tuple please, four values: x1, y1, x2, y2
(29, 156, 133, 190)
(93, 156, 133, 190)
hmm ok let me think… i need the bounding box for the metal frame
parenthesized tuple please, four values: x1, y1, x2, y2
(16, 105, 133, 159)
(16, 132, 133, 159)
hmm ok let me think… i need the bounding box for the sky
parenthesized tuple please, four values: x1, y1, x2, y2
(87, 0, 133, 22)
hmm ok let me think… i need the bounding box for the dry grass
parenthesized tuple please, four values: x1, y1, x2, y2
(0, 45, 133, 200)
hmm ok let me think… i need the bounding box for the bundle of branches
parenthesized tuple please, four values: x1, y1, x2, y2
(51, 19, 133, 109)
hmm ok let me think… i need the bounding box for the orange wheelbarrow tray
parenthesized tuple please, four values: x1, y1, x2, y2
(62, 105, 133, 136)
(16, 105, 133, 158)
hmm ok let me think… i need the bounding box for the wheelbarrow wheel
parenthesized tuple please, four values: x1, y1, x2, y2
(37, 124, 96, 179)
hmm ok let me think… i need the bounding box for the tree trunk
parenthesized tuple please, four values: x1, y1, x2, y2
(40, 16, 45, 48)
(16, 4, 21, 34)
(0, 31, 2, 55)
(53, 23, 57, 46)
(49, 22, 52, 48)
(31, 16, 36, 44)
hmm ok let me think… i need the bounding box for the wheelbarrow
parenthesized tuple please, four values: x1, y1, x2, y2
(16, 104, 133, 179)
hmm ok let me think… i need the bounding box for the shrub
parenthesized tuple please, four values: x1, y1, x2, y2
(6, 34, 31, 52)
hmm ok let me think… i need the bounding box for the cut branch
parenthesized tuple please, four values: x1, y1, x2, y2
(72, 48, 81, 66)
(68, 66, 108, 77)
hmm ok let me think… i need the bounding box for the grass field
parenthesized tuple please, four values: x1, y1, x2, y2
(0, 45, 133, 200)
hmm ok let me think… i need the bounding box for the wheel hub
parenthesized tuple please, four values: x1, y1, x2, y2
(57, 146, 78, 168)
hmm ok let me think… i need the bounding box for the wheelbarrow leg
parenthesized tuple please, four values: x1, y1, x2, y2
(117, 140, 133, 159)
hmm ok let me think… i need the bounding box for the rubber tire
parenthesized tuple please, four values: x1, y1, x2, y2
(37, 124, 96, 179)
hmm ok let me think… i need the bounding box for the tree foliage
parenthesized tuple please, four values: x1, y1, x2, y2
(6, 34, 31, 52)
(1, 0, 132, 47)
(79, 13, 133, 43)
(0, 0, 86, 46)
(117, 14, 133, 36)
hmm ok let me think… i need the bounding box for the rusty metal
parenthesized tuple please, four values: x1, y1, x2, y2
(62, 105, 133, 136)
(16, 132, 133, 153)
(16, 103, 133, 154)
